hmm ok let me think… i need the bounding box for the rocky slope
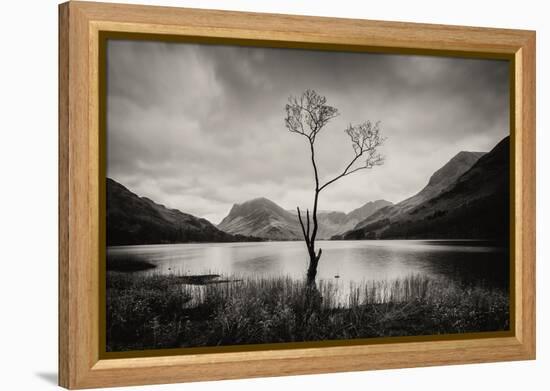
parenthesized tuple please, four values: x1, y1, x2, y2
(219, 198, 391, 240)
(218, 198, 303, 240)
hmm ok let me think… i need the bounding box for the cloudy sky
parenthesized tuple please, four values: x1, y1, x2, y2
(106, 40, 509, 224)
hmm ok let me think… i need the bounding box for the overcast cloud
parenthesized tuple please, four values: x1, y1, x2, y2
(106, 40, 509, 224)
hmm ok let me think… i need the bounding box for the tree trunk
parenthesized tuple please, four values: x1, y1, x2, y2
(297, 138, 324, 287)
(306, 249, 322, 287)
(297, 209, 322, 287)
(297, 189, 323, 288)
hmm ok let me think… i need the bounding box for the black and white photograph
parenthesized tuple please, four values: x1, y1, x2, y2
(105, 39, 511, 352)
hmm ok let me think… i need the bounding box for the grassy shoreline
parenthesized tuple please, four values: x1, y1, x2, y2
(106, 272, 509, 352)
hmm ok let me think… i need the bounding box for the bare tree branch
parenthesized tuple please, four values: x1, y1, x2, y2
(296, 207, 310, 247)
(284, 89, 339, 142)
(284, 90, 385, 286)
(319, 121, 385, 191)
(306, 209, 310, 239)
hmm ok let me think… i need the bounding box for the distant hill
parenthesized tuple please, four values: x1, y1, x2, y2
(218, 198, 303, 240)
(345, 200, 394, 229)
(106, 178, 260, 245)
(339, 137, 509, 241)
(295, 200, 393, 239)
(218, 198, 392, 240)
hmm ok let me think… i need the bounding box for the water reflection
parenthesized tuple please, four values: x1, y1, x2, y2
(107, 240, 509, 291)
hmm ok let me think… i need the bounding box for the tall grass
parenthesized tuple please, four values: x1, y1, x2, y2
(106, 273, 509, 352)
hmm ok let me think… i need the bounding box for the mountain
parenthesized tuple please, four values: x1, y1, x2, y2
(218, 198, 392, 240)
(106, 178, 259, 245)
(218, 198, 303, 240)
(340, 137, 509, 241)
(312, 211, 347, 239)
(398, 151, 485, 210)
(345, 150, 486, 235)
(345, 200, 394, 228)
(312, 200, 393, 238)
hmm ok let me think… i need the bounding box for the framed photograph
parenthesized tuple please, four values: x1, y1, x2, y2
(59, 1, 536, 389)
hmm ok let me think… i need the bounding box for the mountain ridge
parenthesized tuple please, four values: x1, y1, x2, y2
(339, 137, 509, 241)
(106, 178, 261, 245)
(218, 198, 303, 240)
(106, 139, 507, 244)
(350, 150, 486, 233)
(218, 198, 392, 240)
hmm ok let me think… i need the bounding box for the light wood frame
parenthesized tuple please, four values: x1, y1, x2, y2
(59, 1, 536, 389)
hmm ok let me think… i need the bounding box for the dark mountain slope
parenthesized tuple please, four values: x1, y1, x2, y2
(352, 151, 485, 233)
(342, 137, 510, 241)
(398, 151, 485, 210)
(106, 178, 258, 245)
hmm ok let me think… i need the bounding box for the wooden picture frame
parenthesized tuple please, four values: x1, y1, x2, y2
(59, 1, 536, 389)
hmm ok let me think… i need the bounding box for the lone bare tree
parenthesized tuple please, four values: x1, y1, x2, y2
(284, 89, 385, 287)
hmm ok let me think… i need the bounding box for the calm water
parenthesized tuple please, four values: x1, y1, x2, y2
(107, 240, 509, 290)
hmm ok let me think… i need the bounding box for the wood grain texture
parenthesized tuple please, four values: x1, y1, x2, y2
(58, 3, 70, 387)
(58, 1, 536, 389)
(519, 35, 536, 355)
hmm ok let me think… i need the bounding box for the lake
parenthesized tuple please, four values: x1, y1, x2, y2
(107, 240, 509, 291)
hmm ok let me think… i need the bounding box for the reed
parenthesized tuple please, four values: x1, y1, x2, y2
(106, 272, 509, 352)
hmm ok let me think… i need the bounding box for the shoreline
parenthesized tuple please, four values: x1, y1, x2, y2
(106, 238, 509, 249)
